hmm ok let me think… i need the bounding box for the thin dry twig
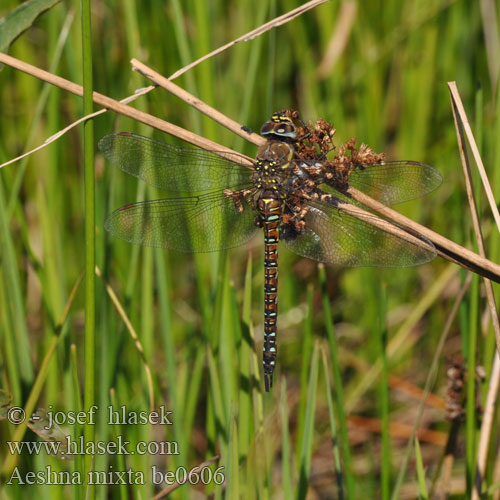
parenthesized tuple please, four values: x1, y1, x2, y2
(0, 85, 155, 169)
(348, 187, 500, 283)
(1, 0, 326, 167)
(448, 82, 500, 499)
(338, 199, 436, 250)
(448, 82, 500, 231)
(0, 52, 243, 163)
(479, 355, 500, 487)
(132, 58, 262, 144)
(167, 0, 329, 81)
(133, 60, 500, 283)
(3, 54, 500, 284)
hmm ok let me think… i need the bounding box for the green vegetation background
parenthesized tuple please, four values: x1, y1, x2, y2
(1, 0, 499, 498)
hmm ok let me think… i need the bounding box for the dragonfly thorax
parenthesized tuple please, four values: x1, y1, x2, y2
(253, 141, 294, 193)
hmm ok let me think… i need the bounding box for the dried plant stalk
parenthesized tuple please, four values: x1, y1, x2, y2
(448, 82, 500, 499)
(167, 0, 329, 81)
(132, 58, 262, 145)
(2, 52, 500, 283)
(348, 187, 500, 282)
(132, 57, 500, 282)
(0, 52, 251, 162)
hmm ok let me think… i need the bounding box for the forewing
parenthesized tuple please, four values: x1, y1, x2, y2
(282, 199, 436, 267)
(105, 190, 258, 251)
(98, 132, 253, 192)
(346, 161, 442, 205)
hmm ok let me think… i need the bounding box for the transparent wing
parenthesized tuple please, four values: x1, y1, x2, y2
(282, 199, 436, 267)
(105, 190, 258, 251)
(99, 132, 253, 192)
(345, 160, 442, 205)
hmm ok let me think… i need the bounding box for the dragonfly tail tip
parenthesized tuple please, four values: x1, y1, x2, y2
(264, 373, 273, 392)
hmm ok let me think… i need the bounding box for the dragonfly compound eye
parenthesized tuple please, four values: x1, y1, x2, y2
(260, 113, 297, 141)
(260, 121, 275, 136)
(269, 122, 296, 140)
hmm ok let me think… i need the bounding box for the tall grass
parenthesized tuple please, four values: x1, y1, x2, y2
(80, 1, 96, 499)
(1, 0, 499, 498)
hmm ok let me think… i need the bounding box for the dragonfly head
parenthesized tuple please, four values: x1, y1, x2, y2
(260, 112, 297, 141)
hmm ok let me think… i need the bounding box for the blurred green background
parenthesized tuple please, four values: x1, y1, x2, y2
(1, 0, 500, 498)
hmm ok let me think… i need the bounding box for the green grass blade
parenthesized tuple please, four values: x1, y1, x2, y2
(321, 348, 345, 499)
(280, 379, 294, 500)
(80, 0, 95, 495)
(238, 254, 253, 461)
(466, 273, 479, 495)
(415, 438, 428, 500)
(378, 283, 390, 500)
(0, 0, 61, 52)
(226, 413, 240, 500)
(70, 344, 84, 500)
(295, 283, 314, 464)
(319, 264, 355, 499)
(207, 345, 227, 436)
(0, 179, 33, 388)
(297, 341, 319, 499)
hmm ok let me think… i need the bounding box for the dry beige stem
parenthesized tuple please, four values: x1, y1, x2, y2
(337, 201, 436, 252)
(1, 0, 325, 167)
(348, 187, 500, 283)
(0, 52, 251, 166)
(167, 0, 329, 81)
(2, 54, 500, 284)
(131, 58, 263, 145)
(448, 82, 500, 499)
(448, 82, 500, 230)
(135, 58, 500, 283)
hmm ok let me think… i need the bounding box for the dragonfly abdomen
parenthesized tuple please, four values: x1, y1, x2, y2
(258, 193, 282, 392)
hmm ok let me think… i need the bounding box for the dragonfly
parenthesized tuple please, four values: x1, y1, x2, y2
(99, 111, 442, 391)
